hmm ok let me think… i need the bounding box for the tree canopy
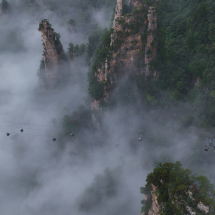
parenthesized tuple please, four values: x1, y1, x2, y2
(141, 161, 215, 215)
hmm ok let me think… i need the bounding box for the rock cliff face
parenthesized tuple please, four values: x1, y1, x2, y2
(147, 185, 161, 215)
(90, 0, 158, 112)
(38, 20, 66, 88)
(89, 0, 158, 127)
(145, 5, 157, 76)
(144, 185, 209, 215)
(112, 0, 123, 27)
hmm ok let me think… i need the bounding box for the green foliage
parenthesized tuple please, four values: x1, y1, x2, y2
(88, 71, 105, 100)
(87, 4, 148, 102)
(62, 105, 92, 136)
(123, 3, 129, 15)
(141, 198, 152, 214)
(67, 18, 76, 26)
(189, 59, 206, 79)
(38, 19, 51, 30)
(68, 43, 86, 60)
(141, 162, 215, 214)
(67, 19, 76, 32)
(143, 0, 156, 7)
(121, 6, 147, 34)
(38, 19, 67, 61)
(141, 0, 215, 126)
(75, 43, 86, 56)
(140, 186, 152, 214)
(53, 32, 64, 57)
(88, 28, 113, 100)
(87, 28, 103, 61)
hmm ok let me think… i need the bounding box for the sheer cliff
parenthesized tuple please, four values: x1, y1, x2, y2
(89, 0, 158, 107)
(38, 20, 67, 88)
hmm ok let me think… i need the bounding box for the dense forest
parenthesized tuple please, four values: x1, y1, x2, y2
(87, 0, 215, 127)
(84, 0, 215, 173)
(141, 162, 215, 214)
(85, 0, 215, 213)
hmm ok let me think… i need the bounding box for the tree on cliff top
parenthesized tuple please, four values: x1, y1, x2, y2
(38, 19, 67, 61)
(141, 161, 215, 215)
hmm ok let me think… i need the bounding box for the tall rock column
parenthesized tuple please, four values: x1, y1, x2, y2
(92, 0, 147, 105)
(113, 0, 123, 28)
(38, 20, 65, 88)
(145, 3, 158, 76)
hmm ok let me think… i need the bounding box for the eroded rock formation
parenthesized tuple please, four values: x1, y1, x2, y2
(38, 20, 66, 88)
(92, 0, 158, 107)
(89, 0, 158, 128)
(112, 0, 123, 27)
(145, 184, 209, 215)
(145, 5, 157, 76)
(147, 184, 161, 215)
(109, 0, 146, 76)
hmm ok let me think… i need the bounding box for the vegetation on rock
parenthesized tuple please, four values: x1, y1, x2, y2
(86, 0, 215, 128)
(88, 28, 113, 100)
(141, 161, 215, 215)
(68, 43, 86, 60)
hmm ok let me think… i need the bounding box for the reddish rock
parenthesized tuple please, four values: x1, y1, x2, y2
(38, 20, 66, 88)
(145, 5, 158, 75)
(93, 0, 158, 105)
(148, 184, 161, 215)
